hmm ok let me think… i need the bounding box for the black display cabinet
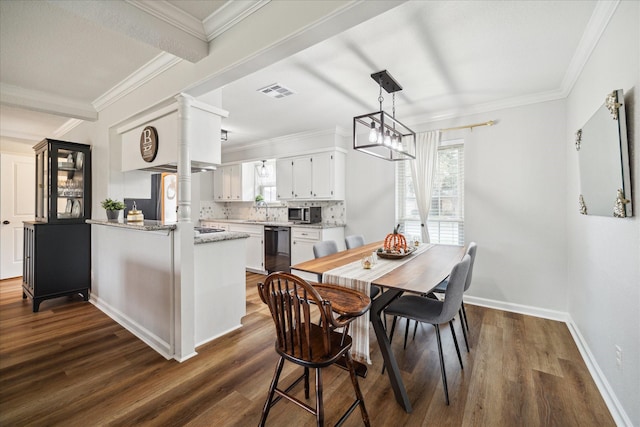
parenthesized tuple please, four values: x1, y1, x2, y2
(23, 139, 91, 312)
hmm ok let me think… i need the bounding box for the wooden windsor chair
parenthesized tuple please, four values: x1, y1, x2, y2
(257, 272, 370, 427)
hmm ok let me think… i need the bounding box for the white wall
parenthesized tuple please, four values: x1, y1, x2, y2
(0, 138, 33, 155)
(565, 2, 639, 425)
(409, 100, 568, 313)
(345, 146, 396, 242)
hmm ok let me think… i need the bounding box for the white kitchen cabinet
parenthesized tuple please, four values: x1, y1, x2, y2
(276, 159, 294, 200)
(213, 163, 255, 201)
(293, 157, 312, 199)
(228, 223, 265, 273)
(290, 226, 345, 266)
(276, 150, 345, 201)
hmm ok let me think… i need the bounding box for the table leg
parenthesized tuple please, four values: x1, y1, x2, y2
(370, 289, 413, 413)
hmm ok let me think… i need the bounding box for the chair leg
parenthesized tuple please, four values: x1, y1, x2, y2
(403, 319, 410, 349)
(304, 367, 310, 399)
(461, 301, 470, 333)
(344, 352, 371, 426)
(449, 320, 463, 370)
(459, 308, 469, 352)
(259, 356, 285, 427)
(434, 325, 450, 405)
(412, 319, 418, 340)
(315, 368, 324, 427)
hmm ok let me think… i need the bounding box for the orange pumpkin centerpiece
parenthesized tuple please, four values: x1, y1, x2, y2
(383, 224, 407, 253)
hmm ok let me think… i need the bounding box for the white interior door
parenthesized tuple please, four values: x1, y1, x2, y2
(1, 153, 35, 279)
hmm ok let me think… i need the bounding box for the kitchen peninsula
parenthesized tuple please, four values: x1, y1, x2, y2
(87, 219, 248, 361)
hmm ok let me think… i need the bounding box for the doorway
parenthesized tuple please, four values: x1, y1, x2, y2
(1, 153, 34, 279)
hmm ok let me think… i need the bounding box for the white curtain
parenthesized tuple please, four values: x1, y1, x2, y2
(410, 130, 440, 243)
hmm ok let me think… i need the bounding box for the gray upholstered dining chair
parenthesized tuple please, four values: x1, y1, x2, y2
(313, 240, 338, 258)
(427, 242, 477, 350)
(345, 234, 365, 250)
(401, 242, 478, 352)
(385, 254, 471, 405)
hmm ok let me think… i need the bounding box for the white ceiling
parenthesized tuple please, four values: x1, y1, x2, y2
(0, 0, 604, 147)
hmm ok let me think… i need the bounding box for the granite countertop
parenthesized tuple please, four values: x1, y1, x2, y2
(88, 218, 249, 244)
(87, 219, 177, 231)
(201, 218, 344, 229)
(194, 231, 249, 245)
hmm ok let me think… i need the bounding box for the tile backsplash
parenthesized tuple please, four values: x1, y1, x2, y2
(200, 200, 346, 225)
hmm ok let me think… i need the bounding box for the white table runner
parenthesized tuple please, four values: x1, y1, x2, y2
(322, 243, 434, 363)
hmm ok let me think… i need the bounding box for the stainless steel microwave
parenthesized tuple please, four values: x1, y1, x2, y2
(288, 207, 321, 224)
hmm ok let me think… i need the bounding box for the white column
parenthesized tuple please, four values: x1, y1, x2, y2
(176, 94, 192, 222)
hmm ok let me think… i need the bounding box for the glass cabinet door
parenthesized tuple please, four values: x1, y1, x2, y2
(34, 139, 91, 223)
(54, 147, 87, 220)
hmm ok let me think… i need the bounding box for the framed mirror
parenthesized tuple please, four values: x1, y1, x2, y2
(576, 89, 632, 217)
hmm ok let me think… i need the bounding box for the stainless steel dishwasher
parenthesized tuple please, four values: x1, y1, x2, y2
(264, 226, 291, 273)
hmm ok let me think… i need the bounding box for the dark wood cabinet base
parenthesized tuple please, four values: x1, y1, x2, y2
(22, 222, 91, 313)
(22, 287, 90, 313)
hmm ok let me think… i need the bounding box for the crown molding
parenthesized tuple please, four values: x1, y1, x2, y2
(0, 83, 97, 121)
(203, 0, 271, 41)
(0, 128, 44, 143)
(559, 0, 620, 97)
(404, 88, 567, 126)
(126, 0, 207, 42)
(92, 52, 182, 112)
(52, 118, 84, 138)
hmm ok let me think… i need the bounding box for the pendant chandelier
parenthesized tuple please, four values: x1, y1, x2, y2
(257, 160, 269, 178)
(353, 70, 416, 161)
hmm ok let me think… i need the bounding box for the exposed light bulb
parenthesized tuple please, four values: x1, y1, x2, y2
(391, 133, 399, 149)
(384, 130, 391, 146)
(368, 121, 377, 143)
(377, 129, 384, 144)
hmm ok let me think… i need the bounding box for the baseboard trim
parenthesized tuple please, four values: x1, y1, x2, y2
(196, 323, 243, 348)
(464, 295, 569, 322)
(463, 295, 631, 426)
(566, 319, 633, 427)
(90, 296, 173, 360)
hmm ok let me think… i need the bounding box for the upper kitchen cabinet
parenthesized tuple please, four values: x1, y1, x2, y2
(118, 94, 228, 173)
(213, 163, 255, 201)
(34, 139, 91, 223)
(276, 150, 345, 200)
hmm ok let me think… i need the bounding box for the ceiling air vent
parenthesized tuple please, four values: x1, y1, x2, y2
(258, 83, 294, 99)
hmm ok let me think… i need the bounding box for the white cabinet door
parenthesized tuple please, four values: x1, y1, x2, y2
(213, 169, 224, 201)
(276, 159, 294, 200)
(291, 238, 316, 266)
(221, 166, 233, 200)
(229, 223, 264, 272)
(228, 164, 242, 201)
(246, 234, 264, 271)
(311, 152, 333, 198)
(290, 227, 320, 265)
(293, 157, 312, 199)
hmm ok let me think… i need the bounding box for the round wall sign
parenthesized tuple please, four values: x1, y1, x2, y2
(140, 126, 159, 162)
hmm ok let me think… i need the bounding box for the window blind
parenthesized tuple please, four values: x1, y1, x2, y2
(396, 139, 464, 245)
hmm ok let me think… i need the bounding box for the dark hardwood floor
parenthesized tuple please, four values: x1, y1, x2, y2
(0, 273, 614, 426)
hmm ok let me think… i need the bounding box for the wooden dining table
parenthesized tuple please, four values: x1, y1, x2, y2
(291, 241, 465, 413)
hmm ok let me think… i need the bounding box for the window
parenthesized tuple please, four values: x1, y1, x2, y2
(396, 139, 464, 245)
